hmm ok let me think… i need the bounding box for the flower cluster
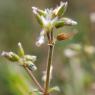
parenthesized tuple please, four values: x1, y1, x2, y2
(32, 1, 77, 46)
(1, 42, 37, 71)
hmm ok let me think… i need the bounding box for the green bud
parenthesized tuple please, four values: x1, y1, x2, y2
(1, 51, 19, 62)
(18, 42, 25, 57)
(32, 8, 43, 26)
(55, 17, 77, 28)
(54, 20, 64, 28)
(24, 55, 37, 62)
(53, 2, 68, 17)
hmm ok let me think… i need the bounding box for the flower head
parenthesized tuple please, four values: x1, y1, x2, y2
(1, 42, 37, 71)
(32, 1, 77, 46)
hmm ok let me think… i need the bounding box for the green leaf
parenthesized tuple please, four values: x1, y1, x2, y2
(48, 86, 60, 93)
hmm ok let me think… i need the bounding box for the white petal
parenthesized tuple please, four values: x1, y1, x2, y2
(63, 18, 78, 25)
(32, 7, 38, 14)
(60, 1, 68, 7)
(36, 36, 45, 47)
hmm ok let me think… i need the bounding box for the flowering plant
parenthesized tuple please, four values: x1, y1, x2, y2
(1, 1, 77, 95)
(32, 2, 77, 47)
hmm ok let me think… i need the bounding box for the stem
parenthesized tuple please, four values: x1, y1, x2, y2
(44, 31, 54, 95)
(24, 66, 44, 92)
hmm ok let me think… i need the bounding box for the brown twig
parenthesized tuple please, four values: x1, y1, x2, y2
(24, 66, 44, 93)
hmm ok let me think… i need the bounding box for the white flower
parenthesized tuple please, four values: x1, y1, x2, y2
(32, 1, 77, 47)
(36, 35, 45, 47)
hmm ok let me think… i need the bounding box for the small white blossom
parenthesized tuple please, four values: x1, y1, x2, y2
(36, 35, 45, 47)
(32, 7, 38, 14)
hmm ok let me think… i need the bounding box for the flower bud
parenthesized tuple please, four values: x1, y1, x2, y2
(32, 7, 43, 26)
(32, 7, 46, 16)
(55, 18, 77, 28)
(57, 33, 70, 41)
(53, 2, 68, 17)
(26, 61, 37, 71)
(57, 32, 77, 41)
(18, 42, 25, 57)
(61, 18, 77, 26)
(24, 55, 37, 62)
(54, 20, 65, 28)
(1, 51, 19, 62)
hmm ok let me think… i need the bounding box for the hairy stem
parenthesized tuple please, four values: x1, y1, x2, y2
(44, 31, 54, 95)
(24, 66, 44, 92)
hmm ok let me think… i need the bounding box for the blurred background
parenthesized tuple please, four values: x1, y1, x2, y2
(0, 0, 95, 95)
